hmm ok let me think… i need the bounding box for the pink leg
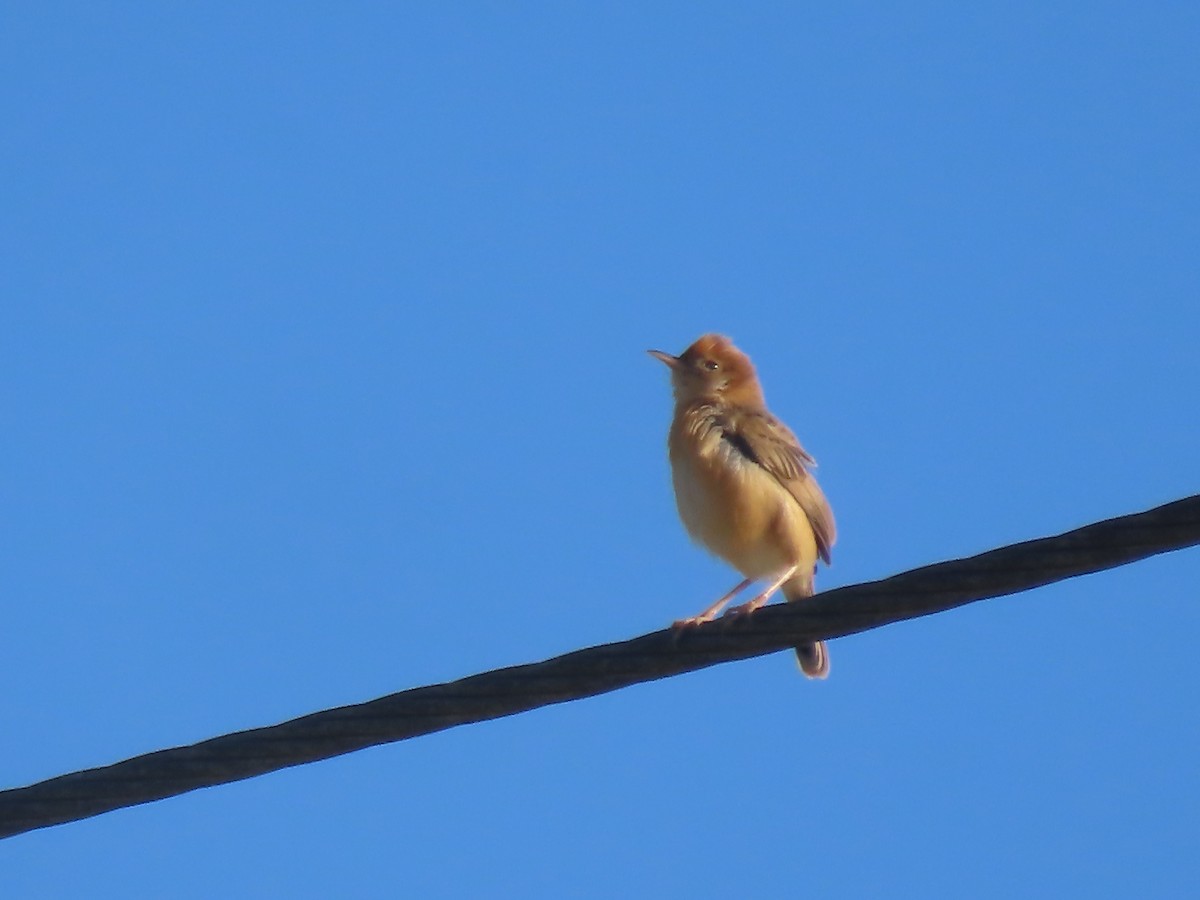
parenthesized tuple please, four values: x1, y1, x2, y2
(673, 578, 753, 628)
(724, 564, 798, 618)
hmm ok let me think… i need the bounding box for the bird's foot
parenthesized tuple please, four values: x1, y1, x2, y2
(723, 594, 769, 618)
(671, 613, 717, 629)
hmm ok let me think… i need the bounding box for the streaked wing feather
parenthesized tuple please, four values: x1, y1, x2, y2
(722, 411, 836, 563)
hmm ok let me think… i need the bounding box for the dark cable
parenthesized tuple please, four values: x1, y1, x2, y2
(2, 494, 1197, 840)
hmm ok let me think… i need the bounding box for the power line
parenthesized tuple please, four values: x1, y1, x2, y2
(1, 494, 1197, 840)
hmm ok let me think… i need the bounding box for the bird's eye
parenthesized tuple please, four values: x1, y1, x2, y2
(703, 359, 720, 371)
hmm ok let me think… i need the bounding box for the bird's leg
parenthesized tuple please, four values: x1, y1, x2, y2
(725, 564, 798, 618)
(673, 578, 753, 628)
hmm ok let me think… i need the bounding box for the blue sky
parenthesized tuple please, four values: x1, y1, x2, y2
(3, 2, 1198, 897)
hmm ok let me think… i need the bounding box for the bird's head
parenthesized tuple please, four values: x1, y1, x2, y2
(648, 333, 765, 406)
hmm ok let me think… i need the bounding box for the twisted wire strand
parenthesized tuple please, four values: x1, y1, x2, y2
(2, 494, 1197, 840)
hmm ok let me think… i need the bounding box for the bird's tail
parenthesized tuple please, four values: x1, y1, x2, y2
(784, 573, 829, 680)
(794, 641, 829, 679)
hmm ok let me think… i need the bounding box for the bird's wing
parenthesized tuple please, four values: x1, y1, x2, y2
(722, 410, 837, 564)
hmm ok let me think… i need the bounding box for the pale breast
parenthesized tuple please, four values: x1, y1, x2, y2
(669, 415, 817, 579)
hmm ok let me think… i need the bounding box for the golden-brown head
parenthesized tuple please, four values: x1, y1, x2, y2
(647, 333, 766, 407)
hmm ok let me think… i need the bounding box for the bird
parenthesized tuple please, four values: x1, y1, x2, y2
(648, 333, 837, 678)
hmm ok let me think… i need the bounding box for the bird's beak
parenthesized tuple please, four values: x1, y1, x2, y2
(647, 349, 679, 369)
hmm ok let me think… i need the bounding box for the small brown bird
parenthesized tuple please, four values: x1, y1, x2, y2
(649, 334, 837, 678)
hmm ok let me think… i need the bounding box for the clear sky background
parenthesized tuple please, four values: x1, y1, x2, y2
(3, 3, 1198, 897)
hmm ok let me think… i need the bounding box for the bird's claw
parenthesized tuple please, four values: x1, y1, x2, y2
(723, 597, 768, 619)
